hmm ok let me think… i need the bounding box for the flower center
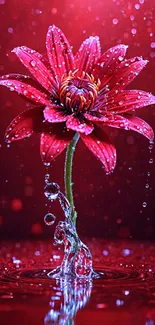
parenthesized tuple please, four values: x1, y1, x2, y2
(59, 71, 100, 114)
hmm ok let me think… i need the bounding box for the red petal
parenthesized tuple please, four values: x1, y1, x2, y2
(108, 57, 148, 91)
(0, 77, 50, 105)
(12, 46, 58, 95)
(97, 90, 155, 114)
(81, 126, 116, 173)
(5, 107, 44, 143)
(46, 25, 75, 78)
(92, 44, 127, 88)
(75, 36, 101, 74)
(40, 125, 74, 166)
(44, 105, 68, 123)
(103, 113, 154, 140)
(66, 115, 94, 135)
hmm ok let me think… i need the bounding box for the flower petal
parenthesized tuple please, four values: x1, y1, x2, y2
(5, 107, 44, 143)
(46, 25, 75, 78)
(44, 105, 68, 123)
(108, 57, 148, 91)
(75, 36, 101, 74)
(103, 113, 154, 140)
(40, 125, 74, 166)
(97, 90, 155, 114)
(12, 46, 58, 95)
(66, 115, 94, 135)
(92, 44, 128, 88)
(0, 76, 51, 105)
(81, 126, 116, 173)
(84, 112, 107, 122)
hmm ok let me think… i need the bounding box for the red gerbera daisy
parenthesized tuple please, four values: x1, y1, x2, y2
(0, 25, 155, 173)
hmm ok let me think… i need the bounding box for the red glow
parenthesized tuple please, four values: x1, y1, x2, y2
(11, 199, 23, 211)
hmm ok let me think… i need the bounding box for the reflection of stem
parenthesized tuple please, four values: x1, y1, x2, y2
(69, 318, 74, 325)
(64, 132, 80, 226)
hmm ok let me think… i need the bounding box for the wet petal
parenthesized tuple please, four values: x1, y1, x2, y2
(46, 25, 75, 78)
(12, 46, 58, 95)
(97, 90, 155, 114)
(40, 125, 74, 165)
(84, 112, 107, 122)
(92, 44, 128, 88)
(5, 107, 44, 143)
(0, 76, 51, 105)
(44, 105, 68, 123)
(66, 115, 94, 135)
(81, 126, 116, 173)
(103, 113, 154, 140)
(75, 36, 101, 74)
(108, 57, 148, 91)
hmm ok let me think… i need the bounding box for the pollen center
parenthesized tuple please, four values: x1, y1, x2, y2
(59, 71, 100, 114)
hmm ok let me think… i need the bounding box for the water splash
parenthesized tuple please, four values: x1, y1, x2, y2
(44, 175, 97, 279)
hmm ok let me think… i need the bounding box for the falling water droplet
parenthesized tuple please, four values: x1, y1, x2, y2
(44, 182, 60, 201)
(142, 202, 147, 208)
(45, 174, 50, 184)
(149, 158, 153, 164)
(44, 213, 56, 226)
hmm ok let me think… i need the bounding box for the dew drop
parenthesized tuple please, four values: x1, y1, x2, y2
(44, 213, 56, 226)
(44, 182, 60, 201)
(30, 60, 37, 67)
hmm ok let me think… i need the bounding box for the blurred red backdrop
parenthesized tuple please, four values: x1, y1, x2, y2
(0, 0, 155, 239)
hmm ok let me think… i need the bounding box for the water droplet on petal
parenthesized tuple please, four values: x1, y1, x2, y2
(30, 60, 37, 67)
(44, 213, 56, 226)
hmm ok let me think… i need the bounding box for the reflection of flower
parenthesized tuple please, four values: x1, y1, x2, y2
(44, 277, 92, 325)
(1, 25, 155, 173)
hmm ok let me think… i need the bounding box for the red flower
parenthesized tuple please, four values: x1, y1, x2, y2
(0, 25, 155, 173)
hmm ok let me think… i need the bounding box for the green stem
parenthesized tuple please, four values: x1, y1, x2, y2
(64, 132, 80, 226)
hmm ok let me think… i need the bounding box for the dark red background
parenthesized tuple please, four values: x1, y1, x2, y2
(0, 0, 155, 240)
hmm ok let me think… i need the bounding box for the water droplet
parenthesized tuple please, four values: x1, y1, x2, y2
(44, 213, 56, 226)
(145, 183, 149, 189)
(142, 202, 147, 208)
(149, 158, 153, 164)
(30, 60, 37, 67)
(45, 174, 50, 184)
(44, 183, 60, 201)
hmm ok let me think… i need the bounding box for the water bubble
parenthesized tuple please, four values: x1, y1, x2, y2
(142, 202, 147, 208)
(44, 213, 56, 226)
(44, 183, 60, 201)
